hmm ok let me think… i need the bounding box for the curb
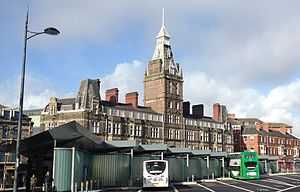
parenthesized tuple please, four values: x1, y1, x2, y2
(268, 172, 298, 176)
(173, 181, 198, 185)
(200, 179, 217, 183)
(216, 177, 233, 181)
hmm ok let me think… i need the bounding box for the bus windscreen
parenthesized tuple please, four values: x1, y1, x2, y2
(146, 161, 166, 175)
(245, 162, 257, 170)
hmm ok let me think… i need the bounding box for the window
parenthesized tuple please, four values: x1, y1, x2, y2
(114, 123, 121, 135)
(204, 132, 209, 142)
(93, 121, 97, 133)
(168, 129, 173, 139)
(217, 134, 222, 143)
(2, 127, 8, 139)
(176, 83, 180, 95)
(200, 131, 203, 141)
(120, 110, 125, 117)
(129, 125, 134, 136)
(135, 125, 142, 136)
(187, 131, 193, 141)
(151, 127, 159, 138)
(174, 130, 180, 139)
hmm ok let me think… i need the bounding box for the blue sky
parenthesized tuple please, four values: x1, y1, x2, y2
(1, 1, 300, 135)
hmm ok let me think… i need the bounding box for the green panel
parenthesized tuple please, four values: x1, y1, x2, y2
(54, 149, 72, 192)
(210, 158, 221, 178)
(295, 162, 300, 172)
(74, 150, 92, 186)
(187, 158, 202, 180)
(269, 161, 278, 173)
(167, 157, 185, 182)
(259, 161, 266, 174)
(91, 154, 130, 187)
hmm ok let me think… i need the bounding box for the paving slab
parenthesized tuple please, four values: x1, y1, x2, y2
(271, 175, 300, 186)
(201, 181, 248, 192)
(219, 180, 277, 192)
(174, 184, 211, 192)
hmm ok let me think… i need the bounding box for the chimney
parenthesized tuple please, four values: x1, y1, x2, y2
(213, 103, 221, 122)
(183, 101, 190, 117)
(105, 88, 119, 105)
(192, 104, 204, 118)
(125, 92, 139, 107)
(228, 113, 236, 119)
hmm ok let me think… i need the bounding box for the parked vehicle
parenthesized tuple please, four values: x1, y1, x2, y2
(143, 160, 169, 188)
(229, 151, 260, 180)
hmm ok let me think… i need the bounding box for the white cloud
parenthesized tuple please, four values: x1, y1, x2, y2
(100, 60, 144, 104)
(0, 75, 57, 109)
(184, 71, 300, 136)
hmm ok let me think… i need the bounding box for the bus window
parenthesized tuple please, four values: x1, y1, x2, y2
(146, 161, 166, 175)
(245, 162, 257, 170)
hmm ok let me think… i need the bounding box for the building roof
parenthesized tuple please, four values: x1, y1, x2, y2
(24, 108, 43, 116)
(184, 115, 223, 124)
(242, 126, 299, 140)
(243, 127, 258, 135)
(237, 118, 263, 123)
(0, 104, 8, 109)
(101, 100, 159, 114)
(57, 98, 76, 105)
(266, 122, 292, 128)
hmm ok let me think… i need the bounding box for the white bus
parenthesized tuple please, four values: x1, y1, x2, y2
(143, 160, 169, 188)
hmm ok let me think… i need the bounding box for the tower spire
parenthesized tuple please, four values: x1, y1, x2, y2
(162, 8, 165, 27)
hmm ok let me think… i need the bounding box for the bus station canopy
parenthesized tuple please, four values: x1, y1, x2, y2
(0, 121, 116, 156)
(191, 150, 211, 156)
(166, 147, 192, 155)
(137, 144, 168, 152)
(210, 151, 227, 157)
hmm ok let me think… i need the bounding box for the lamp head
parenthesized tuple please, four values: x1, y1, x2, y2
(44, 27, 60, 35)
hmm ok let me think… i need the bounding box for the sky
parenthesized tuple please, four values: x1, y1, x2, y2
(1, 1, 300, 135)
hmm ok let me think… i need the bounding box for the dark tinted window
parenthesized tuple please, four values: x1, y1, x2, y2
(245, 162, 257, 170)
(146, 161, 166, 175)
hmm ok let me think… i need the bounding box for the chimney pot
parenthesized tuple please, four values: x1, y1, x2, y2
(105, 88, 119, 105)
(125, 92, 139, 108)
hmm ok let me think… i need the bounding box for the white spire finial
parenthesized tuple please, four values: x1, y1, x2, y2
(162, 8, 165, 26)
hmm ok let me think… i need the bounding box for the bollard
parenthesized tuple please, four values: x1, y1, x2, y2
(85, 181, 88, 192)
(212, 172, 215, 180)
(187, 176, 189, 182)
(80, 182, 84, 192)
(42, 183, 45, 192)
(192, 174, 194, 182)
(90, 180, 93, 190)
(75, 182, 77, 192)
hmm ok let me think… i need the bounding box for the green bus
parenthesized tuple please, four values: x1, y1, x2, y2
(229, 151, 260, 180)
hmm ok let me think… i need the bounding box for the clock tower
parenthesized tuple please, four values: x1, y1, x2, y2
(144, 10, 183, 125)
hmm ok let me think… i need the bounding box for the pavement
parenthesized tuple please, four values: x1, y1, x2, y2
(101, 173, 300, 192)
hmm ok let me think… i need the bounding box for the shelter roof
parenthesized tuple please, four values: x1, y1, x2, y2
(138, 144, 168, 152)
(167, 147, 192, 154)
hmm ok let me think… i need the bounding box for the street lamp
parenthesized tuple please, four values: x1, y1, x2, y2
(13, 9, 60, 192)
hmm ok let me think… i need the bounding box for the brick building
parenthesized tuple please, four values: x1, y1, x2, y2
(40, 18, 234, 152)
(228, 116, 300, 171)
(0, 104, 33, 188)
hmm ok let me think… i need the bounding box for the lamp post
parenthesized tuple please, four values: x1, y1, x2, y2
(13, 9, 59, 192)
